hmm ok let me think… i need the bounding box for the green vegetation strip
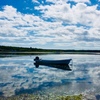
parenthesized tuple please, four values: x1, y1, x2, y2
(0, 45, 100, 55)
(0, 94, 83, 100)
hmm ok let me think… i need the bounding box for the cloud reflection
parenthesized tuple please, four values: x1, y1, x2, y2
(0, 54, 100, 97)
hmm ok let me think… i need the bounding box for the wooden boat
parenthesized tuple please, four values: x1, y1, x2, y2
(34, 56, 72, 70)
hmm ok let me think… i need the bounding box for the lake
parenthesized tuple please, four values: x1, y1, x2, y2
(0, 54, 100, 97)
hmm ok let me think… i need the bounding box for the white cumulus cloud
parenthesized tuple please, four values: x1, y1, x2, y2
(0, 0, 100, 49)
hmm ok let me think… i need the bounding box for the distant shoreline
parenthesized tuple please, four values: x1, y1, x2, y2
(0, 45, 100, 55)
(0, 51, 100, 55)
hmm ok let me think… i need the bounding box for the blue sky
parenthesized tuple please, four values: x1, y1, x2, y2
(0, 0, 100, 50)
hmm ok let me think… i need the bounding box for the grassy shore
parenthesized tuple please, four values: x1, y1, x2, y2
(0, 93, 99, 100)
(0, 94, 83, 100)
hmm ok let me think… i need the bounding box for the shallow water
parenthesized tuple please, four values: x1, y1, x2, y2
(0, 54, 100, 97)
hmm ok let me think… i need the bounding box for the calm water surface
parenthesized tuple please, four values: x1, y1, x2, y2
(0, 54, 100, 97)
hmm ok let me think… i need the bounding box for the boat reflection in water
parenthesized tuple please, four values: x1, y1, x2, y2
(34, 56, 72, 71)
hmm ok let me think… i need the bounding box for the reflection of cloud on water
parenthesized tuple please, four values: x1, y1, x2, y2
(0, 60, 73, 97)
(0, 56, 34, 96)
(88, 66, 100, 86)
(0, 55, 100, 97)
